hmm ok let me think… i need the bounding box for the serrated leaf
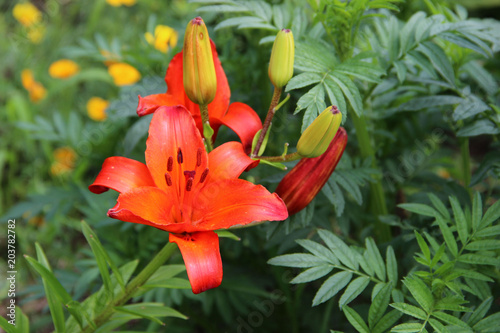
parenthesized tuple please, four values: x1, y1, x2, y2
(465, 240, 500, 251)
(436, 216, 458, 258)
(428, 318, 449, 333)
(396, 95, 462, 112)
(386, 246, 398, 283)
(335, 172, 363, 205)
(452, 269, 494, 282)
(450, 196, 469, 246)
(453, 95, 491, 122)
(214, 16, 263, 30)
(328, 73, 363, 116)
(391, 322, 425, 333)
(391, 303, 427, 320)
(118, 303, 187, 320)
(339, 276, 371, 308)
(291, 265, 334, 284)
(267, 253, 327, 268)
(312, 271, 353, 306)
(479, 200, 500, 230)
(432, 311, 470, 328)
(323, 79, 347, 113)
(296, 239, 338, 264)
(467, 296, 492, 326)
(403, 276, 433, 313)
(458, 253, 500, 266)
(318, 229, 358, 270)
(196, 4, 249, 13)
(417, 41, 455, 85)
(427, 193, 450, 220)
(372, 309, 403, 333)
(343, 305, 370, 333)
(475, 225, 500, 238)
(457, 119, 500, 137)
(286, 72, 324, 91)
(365, 238, 386, 281)
(369, 283, 392, 328)
(415, 231, 431, 261)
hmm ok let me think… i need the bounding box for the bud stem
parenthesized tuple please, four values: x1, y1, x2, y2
(257, 151, 302, 163)
(252, 86, 282, 157)
(200, 104, 213, 152)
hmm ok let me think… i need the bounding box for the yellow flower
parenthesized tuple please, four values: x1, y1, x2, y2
(13, 2, 42, 27)
(49, 59, 80, 79)
(100, 50, 120, 67)
(51, 147, 77, 176)
(87, 97, 109, 121)
(27, 24, 45, 44)
(21, 69, 46, 103)
(106, 0, 136, 7)
(145, 25, 178, 53)
(108, 62, 141, 86)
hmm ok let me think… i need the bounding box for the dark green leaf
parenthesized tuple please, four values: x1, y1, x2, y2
(291, 265, 334, 284)
(391, 303, 427, 320)
(467, 297, 493, 326)
(450, 196, 469, 246)
(312, 271, 353, 306)
(339, 276, 370, 308)
(372, 309, 403, 333)
(296, 239, 338, 264)
(391, 322, 424, 332)
(458, 253, 500, 266)
(417, 41, 455, 85)
(386, 246, 398, 283)
(473, 312, 500, 332)
(480, 199, 500, 230)
(327, 73, 363, 116)
(457, 119, 500, 137)
(403, 276, 433, 313)
(436, 216, 458, 257)
(365, 238, 386, 281)
(427, 193, 450, 220)
(318, 229, 358, 270)
(267, 253, 327, 268)
(368, 283, 392, 328)
(432, 311, 470, 328)
(343, 305, 370, 333)
(466, 240, 500, 251)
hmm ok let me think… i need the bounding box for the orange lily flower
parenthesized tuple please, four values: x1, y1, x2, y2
(137, 42, 262, 154)
(89, 105, 288, 293)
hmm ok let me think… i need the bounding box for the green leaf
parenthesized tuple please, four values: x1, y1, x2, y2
(417, 41, 455, 86)
(323, 79, 347, 113)
(214, 16, 264, 30)
(318, 229, 358, 270)
(0, 316, 17, 333)
(472, 192, 483, 232)
(286, 72, 324, 91)
(452, 269, 494, 282)
(396, 96, 462, 112)
(196, 4, 249, 13)
(142, 278, 191, 290)
(436, 216, 458, 257)
(467, 297, 492, 326)
(339, 276, 371, 308)
(457, 119, 500, 137)
(386, 246, 398, 283)
(268, 253, 327, 268)
(35, 243, 66, 333)
(391, 322, 425, 333)
(475, 225, 500, 238)
(368, 283, 392, 328)
(458, 253, 500, 266)
(145, 265, 187, 286)
(25, 256, 73, 303)
(312, 271, 353, 306)
(365, 238, 386, 281)
(215, 230, 241, 241)
(296, 239, 338, 264)
(473, 312, 500, 332)
(432, 311, 470, 328)
(453, 95, 491, 121)
(15, 307, 29, 333)
(391, 303, 427, 320)
(290, 265, 333, 284)
(398, 203, 438, 217)
(328, 73, 363, 116)
(450, 197, 469, 246)
(372, 309, 403, 333)
(427, 193, 450, 220)
(403, 276, 433, 313)
(479, 199, 500, 230)
(465, 240, 500, 251)
(415, 231, 431, 261)
(428, 318, 449, 333)
(343, 305, 370, 333)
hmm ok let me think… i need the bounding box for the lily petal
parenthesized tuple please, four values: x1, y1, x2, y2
(89, 156, 155, 194)
(145, 106, 208, 193)
(208, 141, 259, 182)
(169, 231, 222, 294)
(221, 102, 262, 154)
(108, 186, 175, 226)
(137, 93, 181, 117)
(193, 179, 288, 230)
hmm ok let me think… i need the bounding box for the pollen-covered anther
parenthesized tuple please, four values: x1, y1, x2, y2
(199, 168, 209, 183)
(196, 148, 203, 167)
(167, 156, 174, 171)
(185, 178, 194, 191)
(165, 172, 173, 186)
(177, 148, 183, 164)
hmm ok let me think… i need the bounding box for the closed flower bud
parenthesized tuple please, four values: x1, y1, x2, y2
(183, 17, 217, 105)
(297, 106, 342, 158)
(276, 128, 347, 215)
(268, 29, 294, 88)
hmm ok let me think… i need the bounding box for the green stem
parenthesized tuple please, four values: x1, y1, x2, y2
(80, 243, 177, 333)
(199, 104, 214, 152)
(351, 112, 391, 243)
(459, 137, 472, 197)
(252, 87, 282, 157)
(257, 152, 302, 163)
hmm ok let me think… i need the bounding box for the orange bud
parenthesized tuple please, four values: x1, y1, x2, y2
(183, 17, 217, 105)
(268, 29, 294, 88)
(276, 128, 347, 215)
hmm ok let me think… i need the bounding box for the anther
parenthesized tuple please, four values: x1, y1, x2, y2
(196, 148, 203, 167)
(177, 148, 183, 164)
(185, 178, 193, 191)
(199, 168, 209, 183)
(165, 173, 173, 186)
(167, 156, 173, 172)
(184, 170, 196, 180)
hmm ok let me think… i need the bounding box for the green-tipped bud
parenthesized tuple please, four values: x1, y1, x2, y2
(297, 106, 342, 158)
(183, 16, 217, 105)
(268, 29, 294, 88)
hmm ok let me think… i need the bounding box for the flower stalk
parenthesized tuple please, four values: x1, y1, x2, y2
(252, 86, 282, 157)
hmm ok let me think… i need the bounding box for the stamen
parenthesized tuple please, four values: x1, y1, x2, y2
(167, 156, 173, 172)
(177, 148, 183, 164)
(196, 148, 203, 167)
(199, 168, 209, 183)
(165, 173, 173, 186)
(184, 170, 196, 180)
(185, 178, 193, 191)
